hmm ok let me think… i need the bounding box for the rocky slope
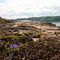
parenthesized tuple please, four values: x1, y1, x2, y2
(0, 19, 60, 60)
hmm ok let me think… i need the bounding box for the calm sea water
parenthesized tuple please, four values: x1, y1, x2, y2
(52, 22, 60, 26)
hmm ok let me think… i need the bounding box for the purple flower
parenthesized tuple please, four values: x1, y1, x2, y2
(10, 44, 13, 48)
(13, 44, 18, 48)
(10, 44, 18, 48)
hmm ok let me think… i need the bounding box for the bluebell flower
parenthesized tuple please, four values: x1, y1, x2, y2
(9, 44, 18, 48)
(10, 44, 13, 48)
(13, 44, 18, 48)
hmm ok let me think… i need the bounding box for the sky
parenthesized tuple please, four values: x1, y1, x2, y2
(0, 0, 60, 19)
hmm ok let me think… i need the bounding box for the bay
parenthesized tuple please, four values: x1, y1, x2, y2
(52, 22, 60, 26)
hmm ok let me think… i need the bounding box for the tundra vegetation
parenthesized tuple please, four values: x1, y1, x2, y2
(0, 17, 60, 60)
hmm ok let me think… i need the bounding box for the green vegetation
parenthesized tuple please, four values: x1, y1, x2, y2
(37, 31, 43, 36)
(0, 17, 6, 23)
(0, 17, 60, 59)
(5, 34, 18, 39)
(57, 33, 60, 36)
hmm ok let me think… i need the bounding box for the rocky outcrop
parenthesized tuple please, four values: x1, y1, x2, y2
(0, 20, 60, 60)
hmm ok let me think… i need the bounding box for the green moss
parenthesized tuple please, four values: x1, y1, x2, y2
(13, 47, 20, 52)
(5, 41, 10, 48)
(37, 31, 43, 36)
(13, 32, 19, 36)
(19, 43, 28, 48)
(5, 34, 18, 39)
(57, 33, 60, 36)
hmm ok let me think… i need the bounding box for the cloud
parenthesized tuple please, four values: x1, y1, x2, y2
(0, 0, 60, 19)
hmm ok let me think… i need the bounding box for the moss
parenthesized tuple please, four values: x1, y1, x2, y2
(13, 32, 19, 36)
(19, 43, 28, 48)
(37, 31, 43, 36)
(5, 34, 18, 39)
(57, 33, 60, 36)
(5, 41, 10, 48)
(13, 47, 20, 52)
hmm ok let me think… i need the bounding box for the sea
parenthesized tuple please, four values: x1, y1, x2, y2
(52, 22, 60, 27)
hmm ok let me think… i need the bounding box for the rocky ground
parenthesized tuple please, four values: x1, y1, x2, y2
(0, 20, 60, 60)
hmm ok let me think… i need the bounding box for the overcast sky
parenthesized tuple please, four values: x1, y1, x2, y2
(0, 0, 60, 19)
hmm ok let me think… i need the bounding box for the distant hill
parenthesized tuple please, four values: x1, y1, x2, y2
(17, 16, 60, 22)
